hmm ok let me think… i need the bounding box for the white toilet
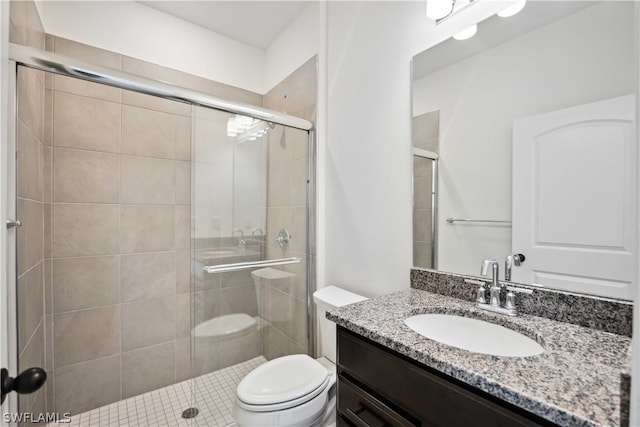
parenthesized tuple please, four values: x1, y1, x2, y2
(233, 286, 368, 427)
(192, 313, 261, 375)
(251, 267, 296, 318)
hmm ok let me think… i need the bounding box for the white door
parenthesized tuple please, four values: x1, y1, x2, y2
(512, 95, 636, 299)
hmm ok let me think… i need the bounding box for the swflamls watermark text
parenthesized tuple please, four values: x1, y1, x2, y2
(3, 412, 71, 423)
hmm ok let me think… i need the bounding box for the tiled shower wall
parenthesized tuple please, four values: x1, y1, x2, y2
(41, 36, 264, 416)
(10, 0, 48, 419)
(44, 36, 192, 415)
(10, 0, 316, 416)
(412, 111, 439, 269)
(261, 57, 317, 359)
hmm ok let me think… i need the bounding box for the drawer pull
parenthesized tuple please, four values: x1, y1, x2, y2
(346, 408, 373, 427)
(340, 376, 416, 427)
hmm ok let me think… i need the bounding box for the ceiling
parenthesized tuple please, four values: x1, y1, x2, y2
(139, 1, 311, 50)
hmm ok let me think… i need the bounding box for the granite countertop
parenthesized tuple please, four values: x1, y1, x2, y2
(327, 288, 631, 427)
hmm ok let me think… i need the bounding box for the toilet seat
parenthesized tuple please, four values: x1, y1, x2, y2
(236, 354, 330, 412)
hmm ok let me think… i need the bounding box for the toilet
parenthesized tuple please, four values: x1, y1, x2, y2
(192, 313, 261, 375)
(233, 286, 368, 427)
(251, 267, 296, 317)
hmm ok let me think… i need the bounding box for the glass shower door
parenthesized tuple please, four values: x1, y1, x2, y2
(191, 106, 311, 424)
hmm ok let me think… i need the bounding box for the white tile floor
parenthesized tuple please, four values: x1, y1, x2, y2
(48, 356, 266, 427)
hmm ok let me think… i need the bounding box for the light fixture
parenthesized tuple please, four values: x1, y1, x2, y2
(426, 0, 476, 24)
(497, 0, 526, 18)
(227, 114, 270, 143)
(426, 0, 453, 21)
(453, 24, 477, 41)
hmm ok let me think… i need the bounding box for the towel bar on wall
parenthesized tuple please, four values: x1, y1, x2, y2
(446, 218, 512, 225)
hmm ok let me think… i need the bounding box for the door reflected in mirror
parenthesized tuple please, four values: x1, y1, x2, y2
(411, 1, 636, 300)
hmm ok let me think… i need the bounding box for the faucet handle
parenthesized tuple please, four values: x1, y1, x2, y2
(505, 253, 526, 281)
(505, 289, 517, 311)
(476, 283, 487, 304)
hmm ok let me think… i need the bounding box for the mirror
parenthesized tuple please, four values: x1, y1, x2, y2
(411, 1, 636, 300)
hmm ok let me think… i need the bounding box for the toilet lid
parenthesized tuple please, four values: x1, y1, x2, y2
(237, 354, 329, 407)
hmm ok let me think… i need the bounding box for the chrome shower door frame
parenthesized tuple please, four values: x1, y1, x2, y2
(8, 43, 317, 359)
(1, 57, 19, 423)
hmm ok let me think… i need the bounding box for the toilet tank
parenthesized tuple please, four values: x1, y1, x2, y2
(313, 286, 367, 363)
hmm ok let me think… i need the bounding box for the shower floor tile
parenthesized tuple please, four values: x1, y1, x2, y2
(48, 356, 266, 427)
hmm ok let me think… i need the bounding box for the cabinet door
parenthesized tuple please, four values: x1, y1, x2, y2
(338, 327, 552, 427)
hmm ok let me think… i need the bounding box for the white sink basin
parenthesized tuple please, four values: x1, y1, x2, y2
(404, 314, 544, 357)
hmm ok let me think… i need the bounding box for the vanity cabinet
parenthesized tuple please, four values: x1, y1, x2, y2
(336, 326, 556, 427)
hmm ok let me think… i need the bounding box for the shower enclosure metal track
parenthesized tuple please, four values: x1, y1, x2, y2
(9, 43, 313, 131)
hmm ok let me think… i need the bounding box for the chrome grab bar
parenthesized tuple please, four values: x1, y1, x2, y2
(204, 257, 301, 274)
(446, 218, 512, 225)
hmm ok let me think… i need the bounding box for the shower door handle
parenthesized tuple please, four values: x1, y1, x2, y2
(204, 257, 301, 274)
(1, 367, 47, 404)
(6, 220, 21, 229)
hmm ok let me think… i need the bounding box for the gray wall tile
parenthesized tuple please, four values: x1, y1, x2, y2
(121, 342, 175, 399)
(53, 92, 121, 153)
(53, 256, 120, 313)
(17, 199, 43, 276)
(121, 297, 175, 351)
(122, 106, 176, 159)
(17, 120, 43, 201)
(17, 67, 44, 141)
(54, 75, 121, 103)
(53, 37, 122, 69)
(121, 156, 176, 205)
(121, 205, 175, 253)
(54, 356, 121, 415)
(121, 252, 175, 303)
(53, 204, 120, 257)
(53, 148, 120, 203)
(53, 306, 120, 367)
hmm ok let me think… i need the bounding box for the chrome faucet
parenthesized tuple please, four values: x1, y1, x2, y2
(477, 258, 517, 316)
(480, 259, 500, 306)
(504, 253, 525, 281)
(232, 228, 246, 248)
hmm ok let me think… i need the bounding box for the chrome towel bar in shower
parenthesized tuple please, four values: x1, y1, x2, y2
(446, 218, 512, 225)
(204, 257, 301, 274)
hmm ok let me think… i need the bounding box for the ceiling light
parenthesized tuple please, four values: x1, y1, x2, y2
(497, 0, 526, 18)
(426, 0, 453, 21)
(228, 115, 271, 143)
(453, 24, 477, 41)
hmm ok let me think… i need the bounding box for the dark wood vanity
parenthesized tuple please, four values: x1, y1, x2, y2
(336, 326, 557, 427)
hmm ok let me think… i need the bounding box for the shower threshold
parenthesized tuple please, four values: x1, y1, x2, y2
(47, 356, 266, 427)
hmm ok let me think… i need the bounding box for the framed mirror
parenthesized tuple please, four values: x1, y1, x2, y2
(411, 1, 636, 300)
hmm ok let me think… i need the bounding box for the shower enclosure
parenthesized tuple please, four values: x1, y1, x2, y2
(412, 110, 440, 269)
(412, 150, 438, 269)
(5, 43, 315, 422)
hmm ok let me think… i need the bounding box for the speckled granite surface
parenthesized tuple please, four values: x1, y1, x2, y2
(328, 289, 631, 427)
(411, 268, 633, 337)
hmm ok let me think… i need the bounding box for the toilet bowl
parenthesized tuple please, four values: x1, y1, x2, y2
(233, 286, 367, 427)
(234, 354, 336, 427)
(192, 313, 261, 375)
